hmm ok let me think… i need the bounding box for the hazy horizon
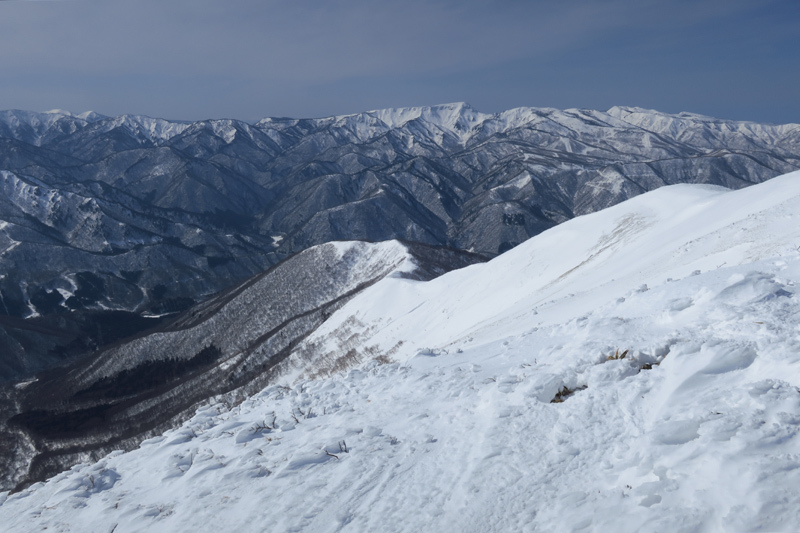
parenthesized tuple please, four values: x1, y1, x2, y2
(1, 0, 798, 124)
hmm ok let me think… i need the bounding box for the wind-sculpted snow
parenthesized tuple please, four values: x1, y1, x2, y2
(2, 172, 800, 531)
(0, 240, 483, 492)
(0, 103, 797, 336)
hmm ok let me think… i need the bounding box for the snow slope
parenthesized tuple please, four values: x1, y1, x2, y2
(2, 172, 800, 532)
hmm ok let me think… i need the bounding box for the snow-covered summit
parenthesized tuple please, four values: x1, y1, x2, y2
(75, 111, 106, 122)
(368, 102, 490, 135)
(92, 114, 191, 144)
(3, 172, 800, 531)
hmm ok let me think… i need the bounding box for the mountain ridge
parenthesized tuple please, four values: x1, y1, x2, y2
(0, 102, 798, 382)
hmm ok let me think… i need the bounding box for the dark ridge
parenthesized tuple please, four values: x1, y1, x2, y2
(71, 344, 222, 403)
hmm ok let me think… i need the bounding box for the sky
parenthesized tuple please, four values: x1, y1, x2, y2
(0, 0, 798, 123)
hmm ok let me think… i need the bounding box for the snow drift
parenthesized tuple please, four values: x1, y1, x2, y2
(2, 171, 800, 532)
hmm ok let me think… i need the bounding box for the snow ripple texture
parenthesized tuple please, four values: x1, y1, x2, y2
(2, 172, 800, 532)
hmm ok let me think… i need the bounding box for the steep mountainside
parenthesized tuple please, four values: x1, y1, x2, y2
(2, 172, 799, 532)
(0, 240, 482, 492)
(0, 104, 798, 327)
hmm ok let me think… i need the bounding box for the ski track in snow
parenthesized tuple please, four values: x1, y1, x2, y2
(3, 173, 800, 532)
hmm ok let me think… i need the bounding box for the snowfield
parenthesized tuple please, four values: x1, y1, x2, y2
(3, 171, 800, 532)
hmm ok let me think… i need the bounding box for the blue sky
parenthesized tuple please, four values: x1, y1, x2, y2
(0, 0, 797, 123)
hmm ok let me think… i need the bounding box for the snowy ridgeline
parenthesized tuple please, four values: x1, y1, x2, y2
(2, 172, 800, 532)
(1, 103, 798, 331)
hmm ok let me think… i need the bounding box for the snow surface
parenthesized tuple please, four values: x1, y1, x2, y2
(3, 172, 800, 532)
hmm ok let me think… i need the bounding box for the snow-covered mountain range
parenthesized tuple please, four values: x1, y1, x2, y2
(1, 103, 798, 382)
(2, 169, 799, 532)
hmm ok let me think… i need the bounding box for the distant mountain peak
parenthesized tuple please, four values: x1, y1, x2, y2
(367, 102, 489, 135)
(75, 111, 107, 122)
